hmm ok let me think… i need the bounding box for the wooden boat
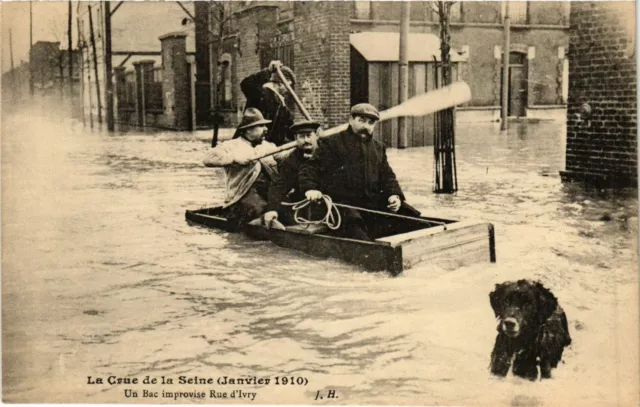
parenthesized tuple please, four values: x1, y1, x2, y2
(185, 206, 496, 275)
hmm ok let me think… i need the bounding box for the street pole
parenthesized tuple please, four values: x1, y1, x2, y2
(501, 0, 510, 131)
(9, 28, 14, 72)
(68, 1, 73, 97)
(9, 28, 15, 100)
(86, 44, 94, 128)
(104, 1, 115, 131)
(88, 5, 102, 123)
(77, 16, 86, 126)
(29, 1, 34, 97)
(208, 5, 220, 147)
(398, 1, 410, 149)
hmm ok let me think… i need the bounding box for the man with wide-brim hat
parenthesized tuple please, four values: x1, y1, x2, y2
(204, 108, 284, 226)
(263, 120, 323, 229)
(298, 103, 421, 241)
(240, 60, 296, 147)
(231, 107, 273, 140)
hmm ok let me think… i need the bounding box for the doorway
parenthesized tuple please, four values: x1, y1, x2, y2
(501, 52, 528, 117)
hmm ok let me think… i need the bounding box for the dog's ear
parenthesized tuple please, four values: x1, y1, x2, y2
(534, 282, 558, 324)
(489, 283, 507, 317)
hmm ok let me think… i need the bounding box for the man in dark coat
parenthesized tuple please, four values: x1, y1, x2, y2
(262, 120, 322, 229)
(299, 103, 420, 241)
(240, 60, 295, 147)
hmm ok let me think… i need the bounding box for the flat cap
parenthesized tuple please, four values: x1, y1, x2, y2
(350, 103, 380, 121)
(290, 120, 322, 133)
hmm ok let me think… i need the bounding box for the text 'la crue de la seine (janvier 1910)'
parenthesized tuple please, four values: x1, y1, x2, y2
(86, 375, 312, 401)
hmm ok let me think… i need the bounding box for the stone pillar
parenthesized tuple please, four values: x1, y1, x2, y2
(133, 60, 155, 127)
(187, 55, 197, 131)
(159, 32, 189, 130)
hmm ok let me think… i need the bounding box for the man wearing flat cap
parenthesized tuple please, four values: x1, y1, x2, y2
(263, 120, 322, 229)
(240, 60, 296, 147)
(299, 103, 420, 241)
(203, 108, 283, 225)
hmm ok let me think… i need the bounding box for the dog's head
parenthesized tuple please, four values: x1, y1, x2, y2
(489, 280, 559, 339)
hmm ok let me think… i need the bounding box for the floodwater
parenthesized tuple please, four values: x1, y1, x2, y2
(2, 109, 638, 406)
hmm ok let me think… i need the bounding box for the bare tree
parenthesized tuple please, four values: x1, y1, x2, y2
(430, 1, 454, 85)
(431, 1, 458, 193)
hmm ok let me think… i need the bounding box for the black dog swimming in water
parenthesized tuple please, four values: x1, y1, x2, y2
(489, 280, 572, 380)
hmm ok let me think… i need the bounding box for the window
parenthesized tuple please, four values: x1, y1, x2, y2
(353, 1, 371, 20)
(278, 2, 293, 21)
(509, 52, 526, 65)
(450, 2, 462, 22)
(218, 54, 233, 110)
(501, 1, 528, 24)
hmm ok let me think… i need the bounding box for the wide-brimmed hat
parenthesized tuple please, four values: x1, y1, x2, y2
(232, 108, 271, 139)
(290, 120, 321, 134)
(350, 103, 380, 121)
(238, 108, 272, 130)
(269, 65, 296, 86)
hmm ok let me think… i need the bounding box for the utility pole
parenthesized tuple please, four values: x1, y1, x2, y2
(77, 15, 86, 126)
(9, 29, 14, 72)
(86, 44, 94, 128)
(104, 1, 114, 131)
(397, 1, 410, 149)
(88, 5, 102, 123)
(209, 5, 221, 147)
(9, 28, 15, 100)
(68, 0, 73, 97)
(501, 0, 510, 131)
(29, 1, 34, 97)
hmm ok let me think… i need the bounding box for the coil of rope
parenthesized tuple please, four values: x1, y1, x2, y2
(282, 195, 342, 230)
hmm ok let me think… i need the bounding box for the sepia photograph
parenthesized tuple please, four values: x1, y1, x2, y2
(1, 0, 638, 405)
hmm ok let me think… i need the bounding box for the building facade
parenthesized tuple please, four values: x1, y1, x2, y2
(561, 2, 637, 187)
(196, 1, 570, 146)
(77, 1, 196, 129)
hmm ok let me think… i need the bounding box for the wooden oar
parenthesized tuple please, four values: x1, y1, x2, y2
(252, 81, 472, 161)
(275, 65, 313, 121)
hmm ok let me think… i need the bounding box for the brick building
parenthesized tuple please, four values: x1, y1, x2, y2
(29, 41, 81, 96)
(561, 2, 637, 187)
(196, 1, 570, 146)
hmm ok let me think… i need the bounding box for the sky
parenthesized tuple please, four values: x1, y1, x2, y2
(1, 1, 199, 74)
(1, 1, 73, 73)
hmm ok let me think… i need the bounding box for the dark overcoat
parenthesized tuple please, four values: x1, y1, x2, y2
(298, 128, 405, 208)
(267, 149, 306, 212)
(240, 69, 294, 146)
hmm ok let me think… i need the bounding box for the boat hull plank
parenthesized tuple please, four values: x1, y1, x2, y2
(396, 222, 496, 270)
(185, 207, 495, 275)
